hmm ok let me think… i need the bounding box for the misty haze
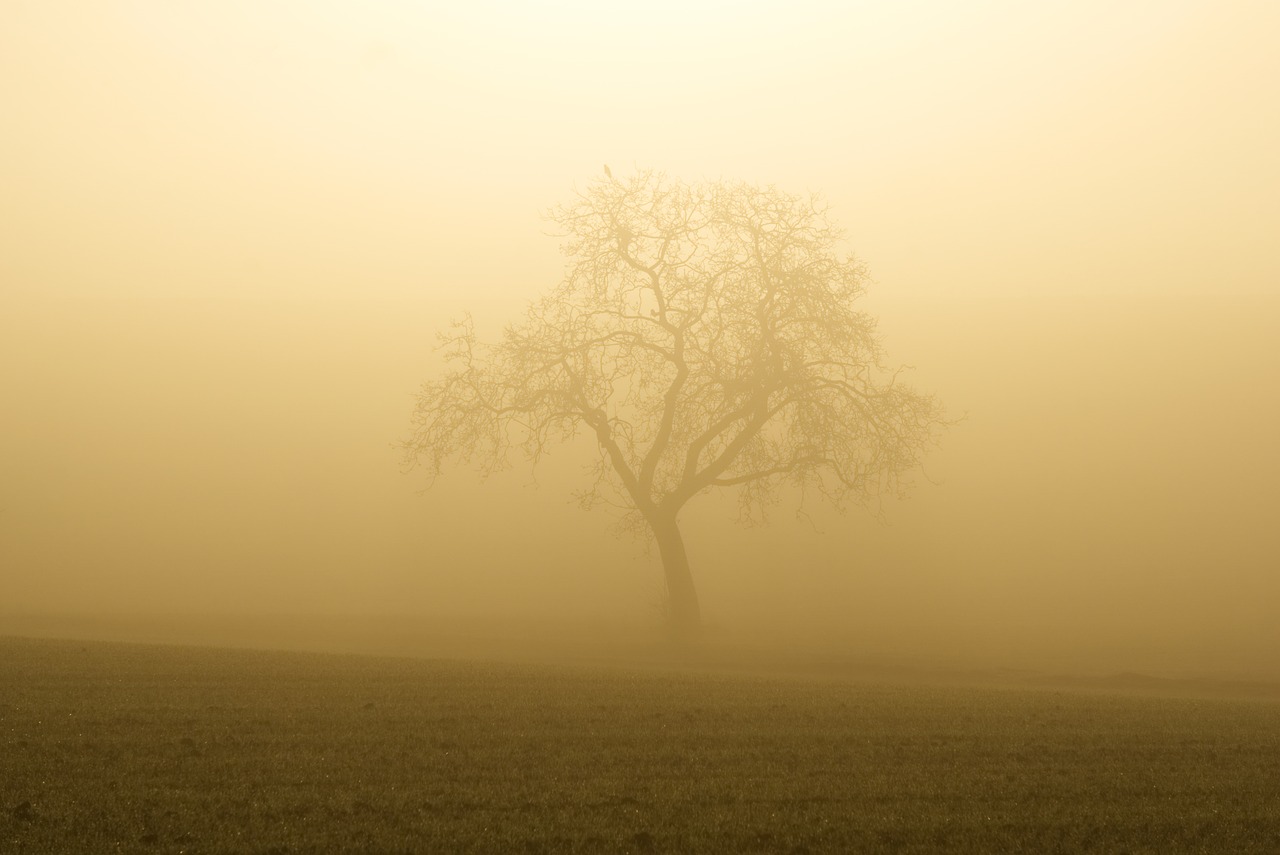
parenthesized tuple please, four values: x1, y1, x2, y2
(3, 2, 1279, 852)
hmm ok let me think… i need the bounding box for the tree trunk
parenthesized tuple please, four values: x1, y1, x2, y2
(651, 515, 702, 637)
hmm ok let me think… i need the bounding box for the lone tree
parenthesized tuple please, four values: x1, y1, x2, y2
(405, 171, 944, 635)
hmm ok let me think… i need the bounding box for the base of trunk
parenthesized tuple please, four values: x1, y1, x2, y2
(653, 517, 701, 639)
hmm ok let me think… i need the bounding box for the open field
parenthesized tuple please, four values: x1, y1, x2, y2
(3, 636, 1280, 853)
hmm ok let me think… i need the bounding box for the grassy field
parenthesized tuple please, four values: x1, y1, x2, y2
(3, 636, 1279, 853)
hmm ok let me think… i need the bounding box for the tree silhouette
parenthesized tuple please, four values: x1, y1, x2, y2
(404, 171, 945, 635)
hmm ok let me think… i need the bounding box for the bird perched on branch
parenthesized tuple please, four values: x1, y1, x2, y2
(603, 164, 613, 180)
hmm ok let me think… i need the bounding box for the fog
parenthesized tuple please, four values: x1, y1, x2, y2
(2, 1, 1277, 680)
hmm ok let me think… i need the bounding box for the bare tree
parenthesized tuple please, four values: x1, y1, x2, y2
(404, 171, 945, 635)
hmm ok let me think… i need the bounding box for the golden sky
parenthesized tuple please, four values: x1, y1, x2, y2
(2, 1, 1277, 675)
